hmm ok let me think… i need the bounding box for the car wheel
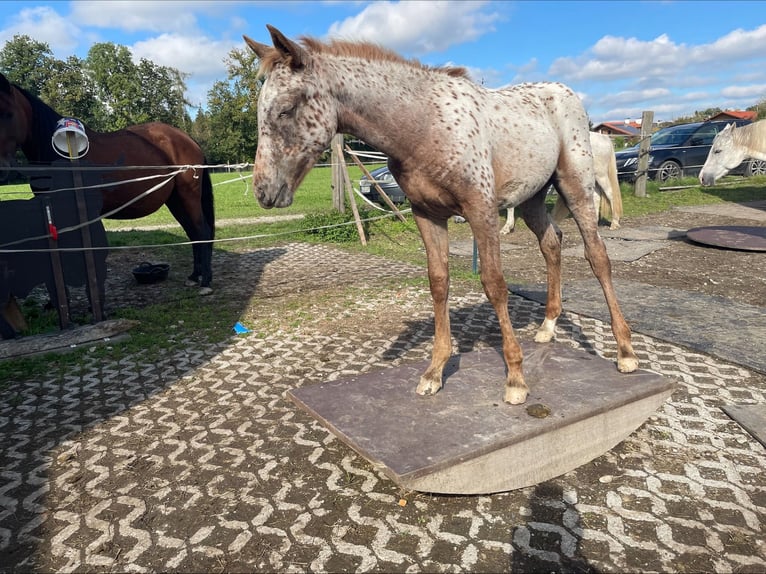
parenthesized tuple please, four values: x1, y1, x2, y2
(655, 160, 682, 182)
(745, 159, 766, 177)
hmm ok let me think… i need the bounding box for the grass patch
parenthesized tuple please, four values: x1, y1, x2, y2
(1, 166, 763, 388)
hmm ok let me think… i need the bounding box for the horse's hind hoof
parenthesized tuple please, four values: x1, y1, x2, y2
(199, 286, 213, 296)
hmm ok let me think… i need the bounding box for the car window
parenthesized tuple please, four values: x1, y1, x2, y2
(689, 126, 718, 146)
(650, 126, 697, 146)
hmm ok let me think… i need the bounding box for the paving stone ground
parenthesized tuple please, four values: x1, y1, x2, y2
(1, 222, 765, 572)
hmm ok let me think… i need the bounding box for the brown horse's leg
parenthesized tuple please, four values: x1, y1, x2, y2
(412, 211, 453, 396)
(558, 180, 639, 373)
(165, 176, 214, 294)
(468, 209, 527, 404)
(519, 190, 563, 343)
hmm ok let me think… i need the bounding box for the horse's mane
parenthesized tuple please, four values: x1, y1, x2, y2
(15, 84, 63, 163)
(733, 119, 766, 153)
(258, 35, 468, 79)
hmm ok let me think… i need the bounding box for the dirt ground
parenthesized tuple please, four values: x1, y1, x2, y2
(1, 200, 765, 572)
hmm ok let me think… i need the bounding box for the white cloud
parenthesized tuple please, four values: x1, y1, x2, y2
(0, 6, 81, 54)
(720, 84, 766, 99)
(70, 1, 202, 34)
(130, 34, 233, 79)
(327, 0, 501, 54)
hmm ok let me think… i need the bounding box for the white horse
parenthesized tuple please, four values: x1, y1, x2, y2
(501, 131, 623, 233)
(699, 119, 766, 185)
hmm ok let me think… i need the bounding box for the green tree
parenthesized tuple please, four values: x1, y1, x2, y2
(0, 34, 55, 95)
(41, 55, 105, 130)
(197, 45, 260, 165)
(86, 42, 142, 130)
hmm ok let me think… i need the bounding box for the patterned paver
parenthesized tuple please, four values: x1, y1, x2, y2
(1, 242, 764, 572)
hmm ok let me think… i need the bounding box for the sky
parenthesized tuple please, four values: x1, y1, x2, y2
(0, 0, 765, 125)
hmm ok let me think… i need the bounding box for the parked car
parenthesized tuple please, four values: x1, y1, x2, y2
(359, 166, 407, 205)
(615, 119, 766, 182)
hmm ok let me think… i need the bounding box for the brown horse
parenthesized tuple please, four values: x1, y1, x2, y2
(244, 25, 639, 405)
(0, 73, 215, 293)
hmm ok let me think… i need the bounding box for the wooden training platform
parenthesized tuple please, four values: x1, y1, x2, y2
(686, 225, 766, 252)
(289, 342, 676, 494)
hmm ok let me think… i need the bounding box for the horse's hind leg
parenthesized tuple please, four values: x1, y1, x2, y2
(558, 178, 638, 373)
(519, 190, 563, 343)
(165, 193, 213, 294)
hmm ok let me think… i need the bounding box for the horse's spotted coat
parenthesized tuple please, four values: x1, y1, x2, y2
(245, 25, 638, 404)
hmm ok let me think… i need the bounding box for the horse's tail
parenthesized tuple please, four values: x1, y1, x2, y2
(603, 148, 622, 223)
(201, 166, 215, 239)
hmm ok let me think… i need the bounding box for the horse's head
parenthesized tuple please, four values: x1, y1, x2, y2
(699, 123, 742, 186)
(0, 73, 29, 172)
(244, 25, 338, 209)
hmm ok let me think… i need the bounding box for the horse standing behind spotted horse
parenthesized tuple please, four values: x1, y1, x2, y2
(0, 73, 215, 293)
(244, 25, 638, 405)
(501, 131, 623, 234)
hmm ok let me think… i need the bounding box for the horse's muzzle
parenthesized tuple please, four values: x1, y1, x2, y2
(254, 182, 292, 209)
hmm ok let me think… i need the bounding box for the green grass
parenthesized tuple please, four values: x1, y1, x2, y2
(1, 167, 763, 385)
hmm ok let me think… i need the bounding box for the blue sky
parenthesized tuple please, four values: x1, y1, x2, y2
(0, 1, 765, 124)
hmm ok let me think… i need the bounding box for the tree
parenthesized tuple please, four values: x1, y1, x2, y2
(41, 55, 105, 130)
(86, 42, 142, 130)
(196, 45, 260, 165)
(0, 34, 55, 95)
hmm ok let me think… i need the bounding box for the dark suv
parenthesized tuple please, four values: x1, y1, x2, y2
(615, 119, 766, 182)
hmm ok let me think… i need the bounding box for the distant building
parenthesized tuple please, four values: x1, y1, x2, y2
(705, 110, 757, 122)
(591, 121, 642, 137)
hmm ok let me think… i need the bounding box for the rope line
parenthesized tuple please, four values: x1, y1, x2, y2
(0, 209, 412, 254)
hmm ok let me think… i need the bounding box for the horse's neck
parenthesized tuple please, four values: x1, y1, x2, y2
(329, 58, 453, 159)
(735, 123, 766, 161)
(18, 89, 61, 163)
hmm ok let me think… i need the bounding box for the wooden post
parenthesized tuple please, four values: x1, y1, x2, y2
(67, 132, 104, 322)
(344, 146, 408, 223)
(43, 197, 72, 330)
(333, 139, 367, 246)
(634, 110, 654, 198)
(331, 134, 345, 212)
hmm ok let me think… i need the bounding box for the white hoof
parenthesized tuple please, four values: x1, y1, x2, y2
(618, 356, 639, 373)
(504, 386, 528, 405)
(534, 318, 557, 343)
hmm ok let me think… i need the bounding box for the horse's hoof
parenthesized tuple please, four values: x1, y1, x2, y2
(504, 386, 528, 405)
(610, 222, 621, 230)
(534, 318, 557, 343)
(617, 356, 639, 373)
(199, 286, 213, 296)
(416, 376, 442, 396)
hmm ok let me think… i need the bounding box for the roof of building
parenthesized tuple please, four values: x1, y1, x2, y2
(591, 122, 642, 137)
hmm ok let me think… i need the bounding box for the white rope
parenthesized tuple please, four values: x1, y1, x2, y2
(0, 209, 413, 254)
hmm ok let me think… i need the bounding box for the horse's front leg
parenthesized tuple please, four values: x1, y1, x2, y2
(412, 212, 452, 396)
(519, 193, 563, 343)
(469, 212, 527, 404)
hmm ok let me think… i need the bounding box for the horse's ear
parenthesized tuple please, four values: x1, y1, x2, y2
(266, 24, 307, 70)
(243, 35, 274, 60)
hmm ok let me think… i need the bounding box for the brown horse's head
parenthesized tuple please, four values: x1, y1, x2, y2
(0, 73, 30, 173)
(243, 26, 338, 208)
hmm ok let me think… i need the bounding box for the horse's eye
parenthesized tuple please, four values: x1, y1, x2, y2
(278, 106, 296, 119)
